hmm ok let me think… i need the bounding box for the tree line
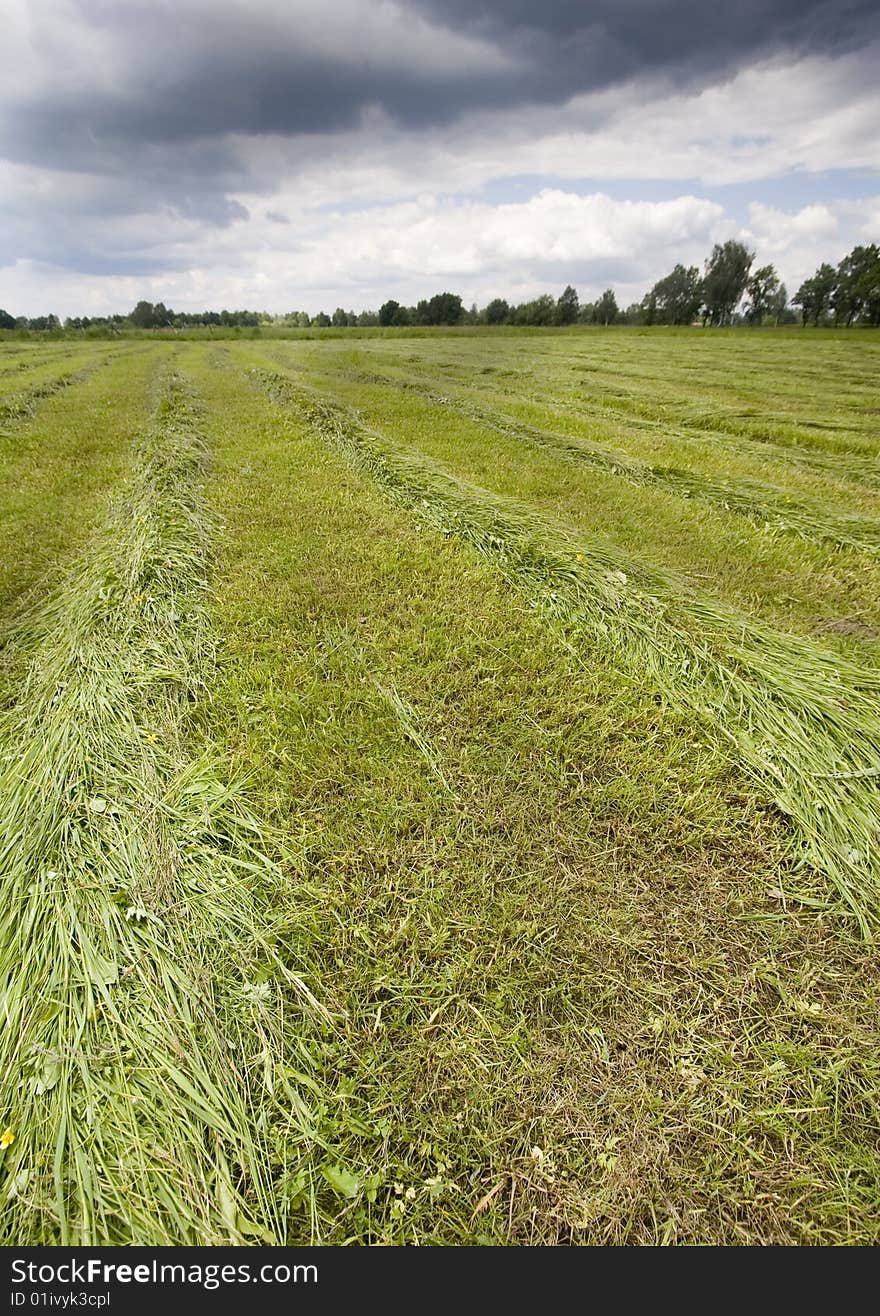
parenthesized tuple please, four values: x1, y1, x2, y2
(2, 240, 877, 333)
(0, 302, 262, 333)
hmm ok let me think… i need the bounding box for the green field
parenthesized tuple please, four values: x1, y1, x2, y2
(2, 328, 880, 1245)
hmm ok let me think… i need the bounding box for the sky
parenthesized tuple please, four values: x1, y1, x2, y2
(1, 0, 878, 317)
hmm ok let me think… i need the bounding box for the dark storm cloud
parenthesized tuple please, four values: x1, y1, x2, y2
(1, 0, 509, 177)
(422, 0, 880, 116)
(3, 0, 878, 182)
(417, 0, 880, 72)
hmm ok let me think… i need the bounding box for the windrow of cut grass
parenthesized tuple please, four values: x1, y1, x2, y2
(371, 333, 880, 453)
(0, 346, 166, 654)
(0, 372, 322, 1244)
(0, 346, 90, 384)
(255, 346, 880, 658)
(563, 362, 880, 453)
(191, 344, 880, 1245)
(321, 362, 880, 557)
(324, 339, 880, 499)
(0, 357, 115, 432)
(336, 328, 880, 416)
(411, 327, 880, 400)
(529, 388, 880, 493)
(252, 367, 880, 936)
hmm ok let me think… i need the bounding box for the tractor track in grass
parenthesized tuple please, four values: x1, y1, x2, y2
(252, 365, 880, 936)
(0, 370, 321, 1244)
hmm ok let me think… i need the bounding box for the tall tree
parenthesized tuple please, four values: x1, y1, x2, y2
(793, 263, 837, 326)
(0, 308, 15, 330)
(130, 300, 157, 328)
(744, 264, 782, 324)
(554, 284, 579, 325)
(424, 292, 463, 325)
(645, 264, 702, 325)
(702, 240, 753, 325)
(769, 282, 789, 326)
(484, 298, 510, 325)
(832, 252, 860, 325)
(378, 299, 398, 326)
(833, 244, 880, 326)
(856, 244, 880, 326)
(594, 288, 619, 325)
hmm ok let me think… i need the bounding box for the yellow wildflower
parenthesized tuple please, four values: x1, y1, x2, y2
(0, 1128, 15, 1150)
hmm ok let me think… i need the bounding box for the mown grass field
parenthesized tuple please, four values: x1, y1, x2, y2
(2, 328, 879, 1245)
